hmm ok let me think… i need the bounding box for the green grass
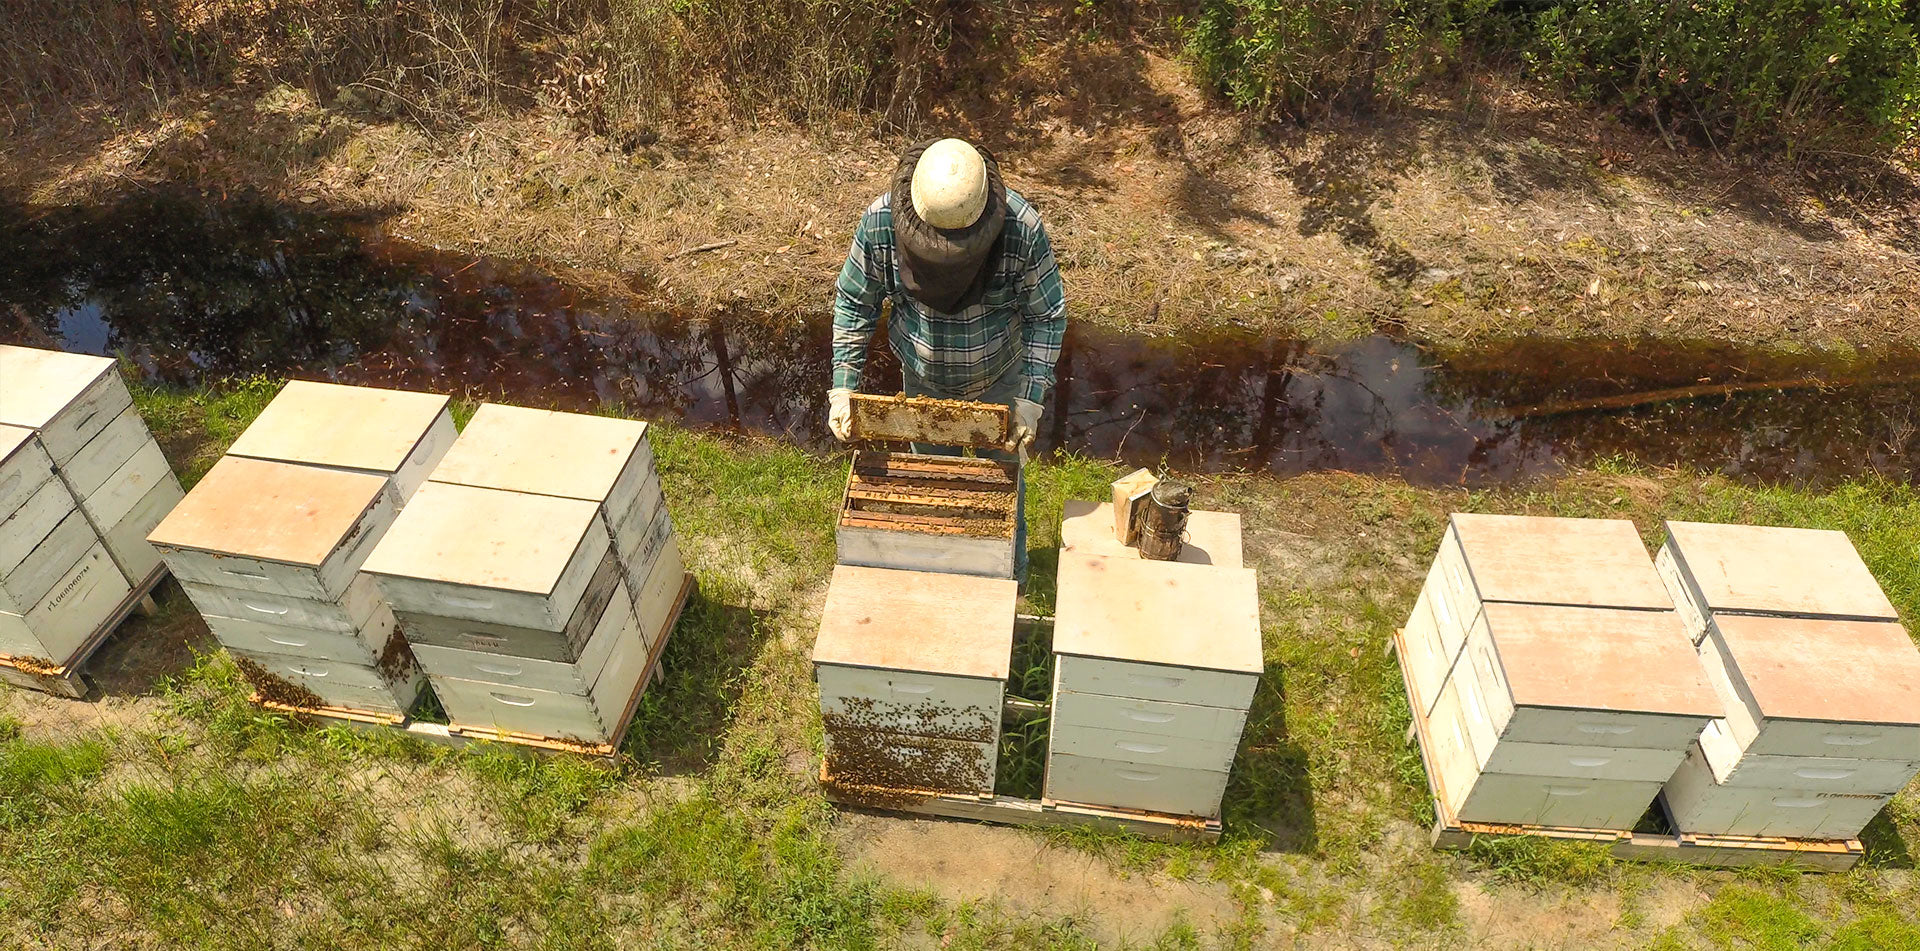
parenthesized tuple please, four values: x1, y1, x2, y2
(20, 380, 1920, 946)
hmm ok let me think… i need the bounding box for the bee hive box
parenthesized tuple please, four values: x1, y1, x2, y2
(1047, 552, 1263, 819)
(225, 380, 455, 506)
(422, 403, 679, 624)
(813, 564, 1016, 797)
(364, 481, 668, 744)
(149, 457, 419, 715)
(836, 450, 1018, 580)
(1059, 500, 1243, 567)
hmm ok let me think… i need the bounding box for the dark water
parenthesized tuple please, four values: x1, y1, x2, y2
(7, 190, 1920, 487)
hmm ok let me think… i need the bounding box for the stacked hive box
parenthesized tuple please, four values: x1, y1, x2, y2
(1403, 514, 1721, 829)
(363, 481, 659, 744)
(0, 347, 182, 679)
(813, 564, 1016, 796)
(363, 406, 684, 746)
(836, 450, 1019, 579)
(150, 457, 421, 714)
(1656, 522, 1920, 838)
(1047, 548, 1262, 819)
(223, 380, 456, 507)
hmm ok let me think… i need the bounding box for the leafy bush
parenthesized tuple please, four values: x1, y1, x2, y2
(1183, 0, 1495, 119)
(1529, 0, 1920, 151)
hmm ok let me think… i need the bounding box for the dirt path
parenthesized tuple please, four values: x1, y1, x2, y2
(4, 62, 1917, 348)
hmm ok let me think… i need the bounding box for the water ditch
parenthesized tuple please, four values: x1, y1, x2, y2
(6, 190, 1920, 487)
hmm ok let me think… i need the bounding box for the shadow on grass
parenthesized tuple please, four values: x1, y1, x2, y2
(1225, 666, 1317, 853)
(1859, 810, 1914, 869)
(619, 584, 769, 774)
(86, 578, 218, 699)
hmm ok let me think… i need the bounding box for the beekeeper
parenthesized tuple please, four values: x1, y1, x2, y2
(826, 137, 1066, 455)
(825, 137, 1066, 578)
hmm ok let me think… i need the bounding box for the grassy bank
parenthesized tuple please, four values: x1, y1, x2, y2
(5, 377, 1920, 947)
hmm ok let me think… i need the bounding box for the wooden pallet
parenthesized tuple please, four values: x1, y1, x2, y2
(252, 573, 694, 761)
(819, 763, 1222, 844)
(0, 563, 167, 699)
(1391, 627, 1864, 871)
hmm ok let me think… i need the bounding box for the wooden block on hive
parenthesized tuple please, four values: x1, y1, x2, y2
(813, 564, 1015, 795)
(0, 345, 130, 465)
(1110, 468, 1157, 544)
(848, 393, 1009, 448)
(1060, 500, 1242, 568)
(225, 380, 455, 504)
(836, 450, 1018, 579)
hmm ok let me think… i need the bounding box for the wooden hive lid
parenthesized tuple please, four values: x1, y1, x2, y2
(1482, 602, 1721, 717)
(1059, 500, 1244, 568)
(1710, 615, 1920, 725)
(147, 456, 388, 566)
(1052, 552, 1264, 674)
(226, 380, 450, 475)
(0, 424, 35, 467)
(0, 345, 115, 430)
(811, 564, 1017, 680)
(360, 480, 600, 594)
(1450, 513, 1670, 610)
(1662, 520, 1897, 621)
(429, 403, 648, 502)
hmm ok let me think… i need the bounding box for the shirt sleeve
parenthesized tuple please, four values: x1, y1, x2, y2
(1016, 214, 1068, 406)
(831, 207, 887, 392)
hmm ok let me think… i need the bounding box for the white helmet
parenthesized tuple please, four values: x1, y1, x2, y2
(909, 138, 989, 230)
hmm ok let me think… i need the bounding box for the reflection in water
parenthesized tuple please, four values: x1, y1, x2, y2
(6, 190, 1920, 487)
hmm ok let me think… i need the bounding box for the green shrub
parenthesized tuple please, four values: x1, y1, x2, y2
(1183, 0, 1495, 119)
(1528, 0, 1920, 151)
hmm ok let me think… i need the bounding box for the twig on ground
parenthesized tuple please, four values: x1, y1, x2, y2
(667, 239, 738, 259)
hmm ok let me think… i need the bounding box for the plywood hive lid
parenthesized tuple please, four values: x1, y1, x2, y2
(1710, 615, 1920, 725)
(0, 424, 35, 467)
(0, 345, 115, 430)
(1482, 602, 1720, 717)
(812, 564, 1016, 680)
(1663, 521, 1896, 621)
(429, 403, 647, 502)
(360, 480, 600, 594)
(148, 456, 388, 566)
(1052, 552, 1264, 673)
(226, 380, 450, 475)
(1059, 500, 1244, 568)
(1451, 513, 1670, 610)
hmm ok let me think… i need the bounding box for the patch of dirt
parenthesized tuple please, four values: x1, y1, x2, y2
(84, 579, 219, 697)
(841, 816, 1238, 943)
(0, 689, 169, 743)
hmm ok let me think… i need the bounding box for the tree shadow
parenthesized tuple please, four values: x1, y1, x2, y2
(1286, 124, 1423, 282)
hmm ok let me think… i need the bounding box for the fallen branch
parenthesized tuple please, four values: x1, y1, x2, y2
(666, 239, 737, 260)
(1484, 373, 1920, 420)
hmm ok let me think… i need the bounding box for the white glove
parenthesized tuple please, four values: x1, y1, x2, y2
(1006, 398, 1042, 462)
(828, 388, 854, 442)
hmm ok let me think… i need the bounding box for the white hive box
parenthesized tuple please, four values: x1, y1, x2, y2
(1653, 522, 1918, 837)
(1424, 602, 1720, 828)
(1401, 513, 1673, 718)
(1059, 500, 1243, 567)
(224, 380, 455, 505)
(813, 564, 1016, 796)
(1047, 552, 1263, 819)
(0, 346, 181, 584)
(423, 403, 677, 620)
(0, 425, 133, 664)
(149, 457, 418, 714)
(363, 481, 657, 743)
(0, 346, 132, 465)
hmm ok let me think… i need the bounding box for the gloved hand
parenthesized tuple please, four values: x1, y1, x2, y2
(1007, 398, 1042, 462)
(827, 388, 855, 442)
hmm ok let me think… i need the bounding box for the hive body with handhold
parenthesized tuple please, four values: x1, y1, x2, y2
(1656, 521, 1920, 838)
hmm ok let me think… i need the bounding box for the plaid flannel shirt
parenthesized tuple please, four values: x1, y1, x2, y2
(832, 188, 1067, 406)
